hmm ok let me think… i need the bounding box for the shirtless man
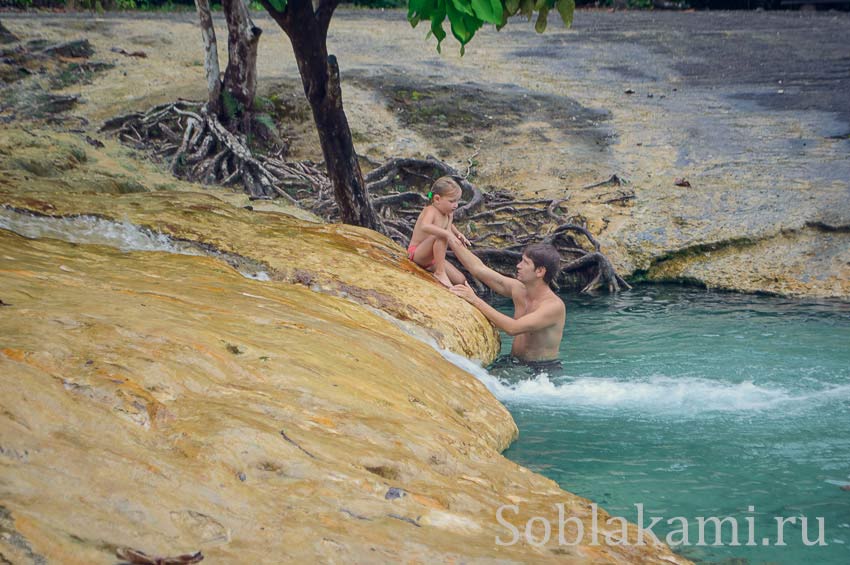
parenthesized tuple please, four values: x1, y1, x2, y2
(448, 240, 566, 362)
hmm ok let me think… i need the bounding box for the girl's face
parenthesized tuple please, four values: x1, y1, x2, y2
(433, 189, 461, 215)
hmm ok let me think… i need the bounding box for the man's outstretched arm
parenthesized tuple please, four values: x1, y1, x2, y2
(448, 236, 519, 298)
(451, 282, 560, 336)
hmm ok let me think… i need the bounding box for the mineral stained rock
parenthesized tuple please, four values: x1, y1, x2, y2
(0, 129, 500, 362)
(0, 129, 686, 563)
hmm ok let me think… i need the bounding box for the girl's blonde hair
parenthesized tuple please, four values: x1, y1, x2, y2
(428, 176, 462, 201)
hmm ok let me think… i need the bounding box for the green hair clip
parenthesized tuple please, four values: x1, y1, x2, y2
(427, 190, 434, 199)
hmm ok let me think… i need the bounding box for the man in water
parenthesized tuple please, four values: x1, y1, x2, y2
(448, 239, 566, 363)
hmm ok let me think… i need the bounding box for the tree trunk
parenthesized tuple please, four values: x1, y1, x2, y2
(263, 0, 384, 232)
(294, 48, 382, 231)
(193, 0, 221, 113)
(222, 0, 261, 131)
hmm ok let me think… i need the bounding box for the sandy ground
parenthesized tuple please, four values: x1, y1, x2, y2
(2, 8, 849, 296)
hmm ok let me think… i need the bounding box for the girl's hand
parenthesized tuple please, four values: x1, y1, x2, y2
(458, 233, 472, 247)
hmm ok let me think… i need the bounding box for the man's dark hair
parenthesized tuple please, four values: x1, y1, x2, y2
(523, 243, 561, 285)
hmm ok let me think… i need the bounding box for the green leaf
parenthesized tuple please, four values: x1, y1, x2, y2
(555, 0, 574, 27)
(470, 0, 501, 24)
(505, 0, 520, 13)
(490, 0, 504, 17)
(267, 0, 287, 12)
(254, 113, 276, 132)
(464, 13, 484, 41)
(408, 0, 427, 14)
(535, 5, 549, 33)
(430, 0, 448, 52)
(222, 90, 242, 120)
(519, 0, 534, 20)
(445, 0, 471, 44)
(496, 5, 510, 30)
(450, 0, 476, 17)
(408, 0, 431, 24)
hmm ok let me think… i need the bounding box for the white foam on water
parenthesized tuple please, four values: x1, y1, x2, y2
(481, 374, 790, 412)
(434, 346, 850, 415)
(0, 208, 268, 281)
(384, 323, 807, 415)
(242, 271, 271, 281)
(0, 208, 199, 255)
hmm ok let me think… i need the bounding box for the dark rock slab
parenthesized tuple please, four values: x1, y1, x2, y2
(40, 39, 94, 59)
(0, 21, 17, 45)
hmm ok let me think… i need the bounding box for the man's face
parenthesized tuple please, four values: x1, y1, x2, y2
(516, 254, 539, 283)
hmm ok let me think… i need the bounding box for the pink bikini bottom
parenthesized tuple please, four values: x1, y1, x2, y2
(407, 244, 435, 268)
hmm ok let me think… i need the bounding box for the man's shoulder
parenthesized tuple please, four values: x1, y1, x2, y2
(546, 291, 566, 311)
(508, 278, 528, 299)
(537, 290, 566, 319)
(548, 289, 566, 306)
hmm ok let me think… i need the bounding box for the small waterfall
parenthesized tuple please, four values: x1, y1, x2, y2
(0, 207, 271, 281)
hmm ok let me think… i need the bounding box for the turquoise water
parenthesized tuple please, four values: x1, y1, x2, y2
(485, 286, 850, 564)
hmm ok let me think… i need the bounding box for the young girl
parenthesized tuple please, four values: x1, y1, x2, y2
(408, 176, 471, 287)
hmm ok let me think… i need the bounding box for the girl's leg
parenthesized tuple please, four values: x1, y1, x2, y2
(412, 235, 437, 267)
(430, 236, 452, 287)
(445, 261, 466, 285)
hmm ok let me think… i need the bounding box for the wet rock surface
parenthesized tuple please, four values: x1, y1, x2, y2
(0, 230, 685, 562)
(0, 128, 501, 361)
(351, 71, 612, 159)
(0, 20, 18, 44)
(0, 128, 685, 563)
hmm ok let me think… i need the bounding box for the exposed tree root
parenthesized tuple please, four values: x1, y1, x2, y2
(101, 100, 330, 202)
(105, 101, 629, 293)
(307, 154, 630, 293)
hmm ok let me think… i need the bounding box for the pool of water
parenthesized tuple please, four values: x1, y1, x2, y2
(486, 285, 850, 564)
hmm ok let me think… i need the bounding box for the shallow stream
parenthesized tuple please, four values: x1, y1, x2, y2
(482, 286, 850, 563)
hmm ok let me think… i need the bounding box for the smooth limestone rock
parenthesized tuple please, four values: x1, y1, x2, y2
(0, 128, 686, 563)
(0, 129, 498, 362)
(639, 226, 850, 298)
(0, 233, 684, 564)
(616, 184, 850, 298)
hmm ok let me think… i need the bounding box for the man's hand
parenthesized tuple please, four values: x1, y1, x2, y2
(448, 238, 519, 299)
(450, 281, 477, 304)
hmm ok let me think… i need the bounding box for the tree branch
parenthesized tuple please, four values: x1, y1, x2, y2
(316, 0, 340, 36)
(194, 0, 222, 112)
(258, 0, 294, 32)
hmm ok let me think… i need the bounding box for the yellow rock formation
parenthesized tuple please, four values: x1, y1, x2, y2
(0, 129, 499, 361)
(0, 128, 685, 563)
